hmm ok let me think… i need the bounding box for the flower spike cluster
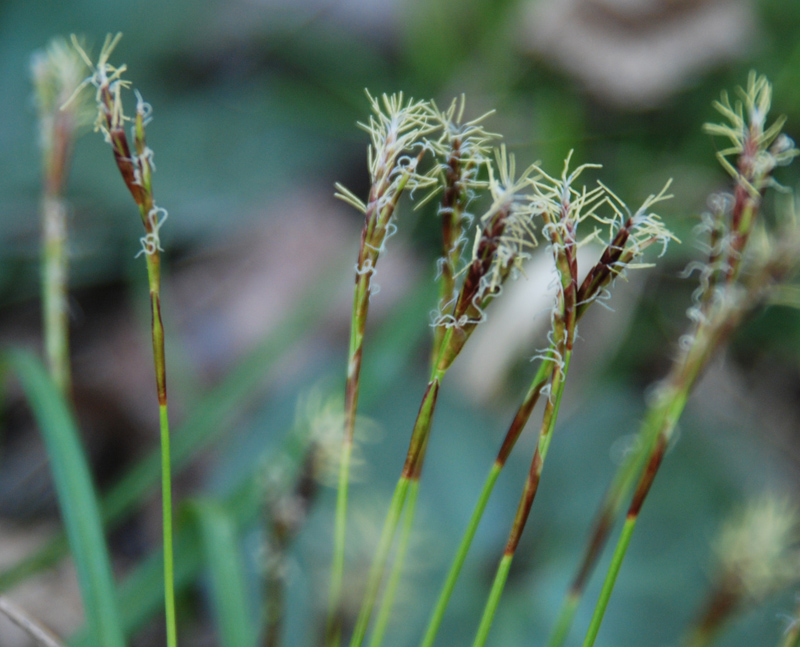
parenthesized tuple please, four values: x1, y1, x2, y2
(683, 495, 800, 646)
(576, 180, 676, 315)
(335, 92, 437, 216)
(31, 36, 95, 395)
(703, 72, 798, 197)
(423, 97, 499, 360)
(67, 33, 178, 647)
(699, 73, 798, 290)
(432, 146, 541, 372)
(329, 92, 439, 644)
(69, 33, 166, 258)
(331, 88, 680, 647)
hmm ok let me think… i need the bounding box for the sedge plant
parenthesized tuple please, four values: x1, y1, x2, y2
(327, 92, 437, 645)
(345, 142, 542, 647)
(468, 165, 676, 647)
(31, 37, 92, 396)
(67, 33, 178, 647)
(12, 30, 800, 647)
(368, 97, 499, 647)
(574, 72, 800, 647)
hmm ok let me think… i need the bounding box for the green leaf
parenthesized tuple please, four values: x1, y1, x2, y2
(186, 499, 256, 647)
(71, 477, 261, 646)
(1, 349, 125, 647)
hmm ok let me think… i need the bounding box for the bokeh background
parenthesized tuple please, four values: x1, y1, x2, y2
(2, 0, 800, 645)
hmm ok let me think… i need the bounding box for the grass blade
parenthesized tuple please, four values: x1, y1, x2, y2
(2, 349, 125, 647)
(188, 499, 256, 647)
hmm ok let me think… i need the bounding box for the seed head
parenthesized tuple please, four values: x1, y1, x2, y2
(31, 36, 93, 141)
(335, 92, 437, 215)
(713, 494, 800, 603)
(703, 72, 799, 197)
(424, 95, 498, 197)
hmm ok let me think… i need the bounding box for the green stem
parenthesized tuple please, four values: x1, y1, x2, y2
(349, 373, 441, 647)
(159, 402, 177, 647)
(546, 316, 724, 647)
(41, 195, 71, 396)
(328, 438, 353, 645)
(471, 345, 573, 647)
(471, 555, 512, 647)
(328, 266, 371, 644)
(581, 433, 667, 647)
(546, 591, 580, 647)
(328, 167, 413, 641)
(582, 516, 637, 647)
(349, 477, 411, 647)
(368, 479, 420, 647)
(420, 462, 502, 647)
(145, 251, 177, 647)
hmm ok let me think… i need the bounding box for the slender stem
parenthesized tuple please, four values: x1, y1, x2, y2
(581, 515, 637, 647)
(581, 433, 667, 647)
(368, 479, 420, 647)
(420, 462, 502, 647)
(328, 439, 353, 645)
(349, 375, 442, 647)
(682, 583, 738, 647)
(348, 477, 411, 647)
(546, 590, 580, 647)
(544, 398, 677, 647)
(471, 347, 572, 647)
(159, 402, 176, 647)
(264, 547, 286, 647)
(544, 439, 647, 647)
(328, 164, 416, 642)
(42, 196, 71, 396)
(328, 251, 374, 644)
(0, 596, 65, 647)
(471, 555, 513, 647)
(145, 251, 177, 647)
